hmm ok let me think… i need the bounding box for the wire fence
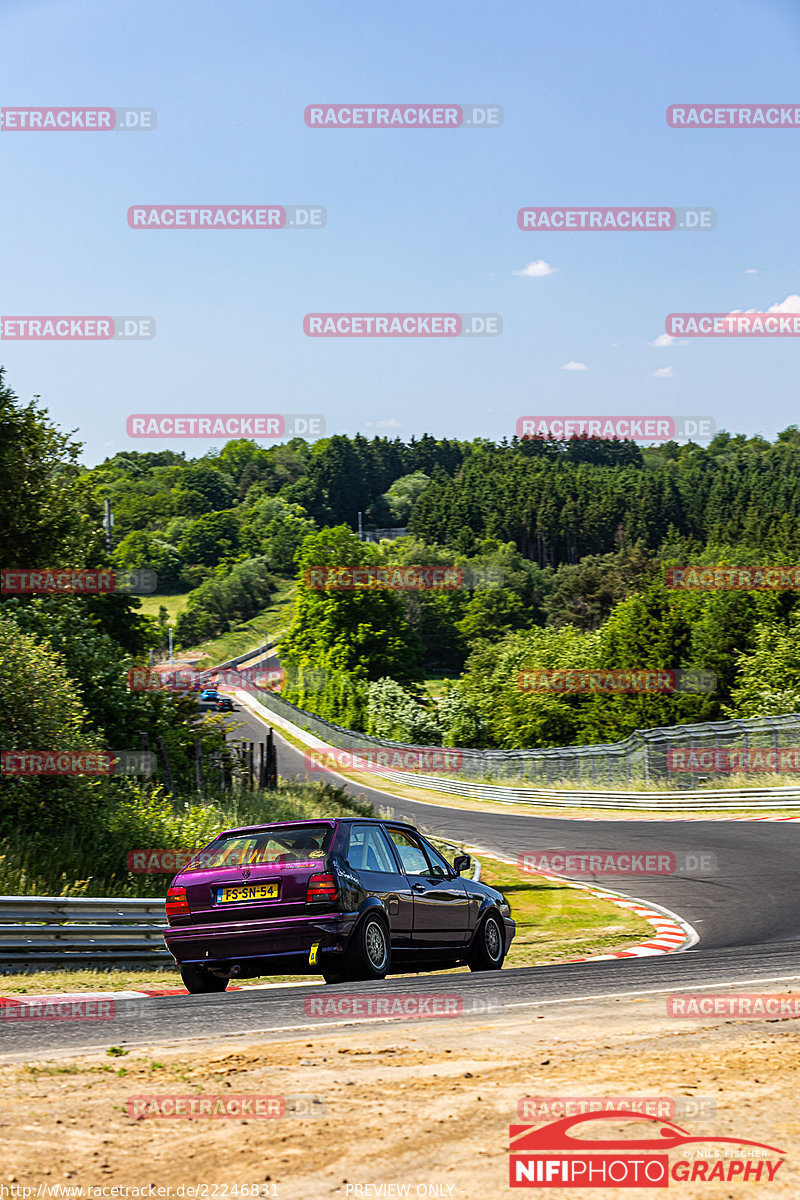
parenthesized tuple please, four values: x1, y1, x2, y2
(250, 687, 800, 789)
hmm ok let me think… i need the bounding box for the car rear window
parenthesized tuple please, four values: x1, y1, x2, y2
(183, 825, 332, 871)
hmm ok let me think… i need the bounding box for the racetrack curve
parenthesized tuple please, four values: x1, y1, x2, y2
(5, 697, 799, 1060)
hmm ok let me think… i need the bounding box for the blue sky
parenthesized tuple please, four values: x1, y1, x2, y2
(1, 0, 800, 464)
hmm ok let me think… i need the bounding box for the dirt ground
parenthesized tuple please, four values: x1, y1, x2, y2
(1, 992, 798, 1198)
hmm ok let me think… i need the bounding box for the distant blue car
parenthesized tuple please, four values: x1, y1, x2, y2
(200, 688, 219, 703)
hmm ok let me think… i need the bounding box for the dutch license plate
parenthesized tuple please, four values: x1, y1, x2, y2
(217, 882, 280, 904)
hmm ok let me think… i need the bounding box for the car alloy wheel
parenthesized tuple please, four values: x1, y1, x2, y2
(468, 912, 506, 971)
(349, 913, 391, 980)
(365, 917, 389, 971)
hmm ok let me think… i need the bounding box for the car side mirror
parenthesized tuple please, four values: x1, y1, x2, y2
(453, 854, 471, 876)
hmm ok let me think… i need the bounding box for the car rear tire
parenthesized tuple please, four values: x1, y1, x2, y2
(348, 913, 391, 980)
(468, 912, 506, 971)
(180, 963, 229, 994)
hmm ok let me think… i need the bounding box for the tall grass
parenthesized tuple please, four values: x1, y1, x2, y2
(0, 780, 373, 897)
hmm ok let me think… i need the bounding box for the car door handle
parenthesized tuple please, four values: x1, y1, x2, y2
(412, 883, 426, 892)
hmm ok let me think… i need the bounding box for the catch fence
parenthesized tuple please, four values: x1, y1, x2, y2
(250, 688, 800, 790)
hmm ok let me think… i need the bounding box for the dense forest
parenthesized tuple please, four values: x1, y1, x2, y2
(5, 365, 800, 753)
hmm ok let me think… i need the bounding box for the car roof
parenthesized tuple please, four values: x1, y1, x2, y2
(214, 816, 419, 838)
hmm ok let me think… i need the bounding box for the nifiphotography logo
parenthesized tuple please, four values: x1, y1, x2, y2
(508, 1111, 786, 1187)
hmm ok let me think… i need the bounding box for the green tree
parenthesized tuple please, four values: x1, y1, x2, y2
(174, 558, 276, 647)
(0, 369, 95, 566)
(456, 587, 528, 644)
(178, 511, 240, 566)
(371, 471, 431, 526)
(724, 613, 800, 717)
(0, 613, 103, 829)
(112, 530, 184, 587)
(239, 496, 316, 574)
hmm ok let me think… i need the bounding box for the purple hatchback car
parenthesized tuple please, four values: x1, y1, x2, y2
(164, 817, 515, 992)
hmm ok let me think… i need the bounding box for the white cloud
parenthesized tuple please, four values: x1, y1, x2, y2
(745, 267, 758, 274)
(561, 361, 587, 371)
(728, 294, 800, 317)
(377, 417, 402, 428)
(650, 333, 675, 348)
(514, 259, 556, 277)
(651, 366, 674, 378)
(768, 294, 800, 313)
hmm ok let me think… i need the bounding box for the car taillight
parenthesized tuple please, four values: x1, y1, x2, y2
(306, 872, 338, 904)
(166, 886, 190, 923)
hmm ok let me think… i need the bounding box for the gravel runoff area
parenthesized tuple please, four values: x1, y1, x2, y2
(2, 989, 798, 1197)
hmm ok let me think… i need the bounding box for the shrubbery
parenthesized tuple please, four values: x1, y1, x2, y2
(174, 557, 276, 646)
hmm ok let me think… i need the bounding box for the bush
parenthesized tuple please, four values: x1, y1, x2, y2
(367, 678, 442, 744)
(175, 557, 276, 647)
(0, 779, 375, 897)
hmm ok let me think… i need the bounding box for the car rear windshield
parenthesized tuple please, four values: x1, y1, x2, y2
(183, 825, 333, 871)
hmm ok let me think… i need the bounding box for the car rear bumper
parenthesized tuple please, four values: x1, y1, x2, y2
(503, 916, 516, 950)
(163, 911, 358, 971)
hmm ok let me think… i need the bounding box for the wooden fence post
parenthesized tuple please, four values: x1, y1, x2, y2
(155, 736, 175, 796)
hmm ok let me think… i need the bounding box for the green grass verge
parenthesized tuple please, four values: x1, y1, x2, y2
(191, 578, 297, 668)
(136, 592, 191, 624)
(421, 671, 460, 701)
(478, 855, 654, 965)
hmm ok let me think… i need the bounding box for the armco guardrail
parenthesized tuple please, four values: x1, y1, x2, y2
(0, 896, 170, 967)
(196, 638, 277, 681)
(241, 688, 800, 810)
(371, 772, 800, 810)
(250, 684, 800, 792)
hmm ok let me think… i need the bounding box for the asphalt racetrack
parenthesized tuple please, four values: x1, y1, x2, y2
(4, 697, 799, 1061)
